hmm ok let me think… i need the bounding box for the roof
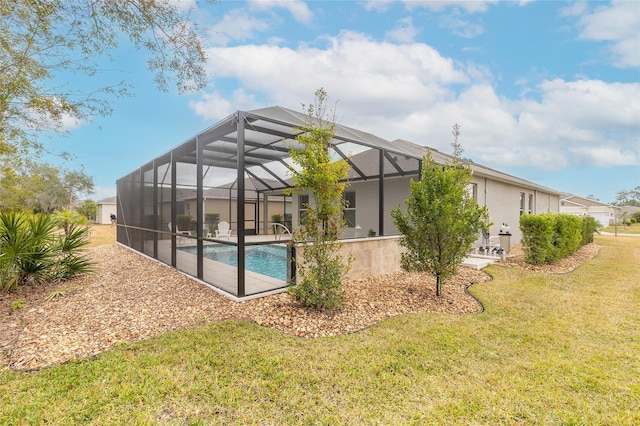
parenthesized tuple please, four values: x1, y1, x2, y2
(97, 196, 116, 204)
(560, 194, 615, 208)
(389, 139, 562, 195)
(126, 105, 561, 196)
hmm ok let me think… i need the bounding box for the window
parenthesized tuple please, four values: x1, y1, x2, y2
(520, 192, 525, 216)
(466, 183, 477, 201)
(299, 194, 309, 225)
(528, 194, 534, 214)
(343, 191, 356, 228)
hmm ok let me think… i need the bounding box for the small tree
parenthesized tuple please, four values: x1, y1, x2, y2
(391, 129, 488, 296)
(53, 209, 87, 236)
(286, 89, 351, 309)
(76, 199, 97, 220)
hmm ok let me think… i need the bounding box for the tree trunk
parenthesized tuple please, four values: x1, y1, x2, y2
(436, 274, 442, 297)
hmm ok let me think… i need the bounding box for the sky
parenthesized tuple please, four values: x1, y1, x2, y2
(46, 0, 640, 204)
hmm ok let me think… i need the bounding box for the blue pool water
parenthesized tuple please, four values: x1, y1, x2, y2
(179, 244, 288, 281)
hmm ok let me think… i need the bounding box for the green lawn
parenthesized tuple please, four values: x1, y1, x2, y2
(602, 222, 640, 234)
(1, 235, 639, 425)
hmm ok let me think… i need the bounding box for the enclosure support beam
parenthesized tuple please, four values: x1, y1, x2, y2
(237, 112, 247, 297)
(170, 151, 177, 267)
(196, 135, 204, 279)
(153, 160, 158, 259)
(379, 149, 385, 236)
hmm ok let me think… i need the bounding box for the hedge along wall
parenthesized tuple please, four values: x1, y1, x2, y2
(519, 214, 598, 265)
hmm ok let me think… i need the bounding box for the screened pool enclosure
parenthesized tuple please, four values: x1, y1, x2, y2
(116, 106, 423, 299)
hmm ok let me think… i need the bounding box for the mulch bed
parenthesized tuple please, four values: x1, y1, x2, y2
(0, 242, 600, 371)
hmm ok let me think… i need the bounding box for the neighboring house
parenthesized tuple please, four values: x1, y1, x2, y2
(559, 194, 619, 227)
(95, 196, 117, 225)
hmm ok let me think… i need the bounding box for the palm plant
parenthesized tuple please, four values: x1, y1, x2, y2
(0, 211, 94, 291)
(53, 224, 94, 279)
(0, 211, 54, 288)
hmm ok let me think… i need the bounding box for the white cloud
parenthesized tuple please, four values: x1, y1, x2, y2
(574, 0, 640, 67)
(402, 1, 497, 13)
(167, 0, 197, 12)
(189, 88, 260, 121)
(438, 11, 485, 38)
(385, 17, 419, 43)
(91, 185, 116, 202)
(207, 9, 269, 46)
(202, 31, 468, 116)
(249, 0, 313, 24)
(60, 113, 83, 131)
(194, 32, 639, 172)
(560, 1, 588, 17)
(361, 0, 395, 13)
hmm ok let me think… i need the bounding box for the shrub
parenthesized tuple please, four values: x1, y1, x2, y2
(0, 211, 93, 291)
(176, 214, 193, 231)
(553, 214, 582, 260)
(581, 216, 598, 245)
(520, 213, 597, 265)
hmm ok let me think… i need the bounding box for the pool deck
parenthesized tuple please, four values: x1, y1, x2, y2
(148, 234, 293, 300)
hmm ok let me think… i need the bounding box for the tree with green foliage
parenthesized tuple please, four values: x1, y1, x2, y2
(1, 1, 211, 215)
(76, 199, 97, 221)
(1, 0, 211, 156)
(286, 89, 351, 309)
(613, 186, 640, 207)
(391, 127, 488, 297)
(53, 209, 87, 236)
(0, 158, 93, 213)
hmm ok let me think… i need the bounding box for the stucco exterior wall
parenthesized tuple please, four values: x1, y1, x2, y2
(291, 174, 559, 247)
(473, 177, 559, 245)
(95, 203, 117, 225)
(182, 198, 290, 234)
(296, 236, 405, 281)
(339, 236, 405, 280)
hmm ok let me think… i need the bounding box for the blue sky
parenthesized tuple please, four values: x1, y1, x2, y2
(47, 0, 639, 204)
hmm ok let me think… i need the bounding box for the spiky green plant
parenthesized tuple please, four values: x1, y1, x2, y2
(53, 224, 94, 279)
(0, 211, 93, 290)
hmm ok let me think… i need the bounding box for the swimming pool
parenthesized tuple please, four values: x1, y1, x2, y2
(179, 244, 288, 281)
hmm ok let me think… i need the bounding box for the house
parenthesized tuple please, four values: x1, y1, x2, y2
(328, 138, 560, 245)
(116, 105, 561, 299)
(179, 178, 292, 236)
(559, 194, 619, 227)
(95, 196, 117, 225)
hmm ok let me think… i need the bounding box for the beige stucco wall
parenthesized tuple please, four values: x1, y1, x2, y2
(183, 197, 289, 234)
(96, 203, 117, 225)
(292, 174, 560, 247)
(296, 236, 405, 281)
(339, 236, 405, 280)
(472, 176, 559, 244)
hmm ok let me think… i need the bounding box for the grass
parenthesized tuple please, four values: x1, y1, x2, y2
(602, 222, 640, 234)
(86, 223, 117, 247)
(1, 235, 638, 424)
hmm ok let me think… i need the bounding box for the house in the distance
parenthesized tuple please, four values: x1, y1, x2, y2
(95, 196, 117, 225)
(559, 194, 619, 227)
